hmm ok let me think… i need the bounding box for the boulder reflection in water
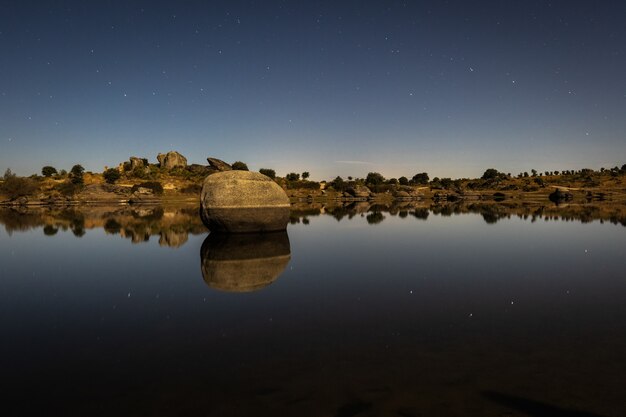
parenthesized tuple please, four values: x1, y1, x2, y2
(200, 232, 291, 292)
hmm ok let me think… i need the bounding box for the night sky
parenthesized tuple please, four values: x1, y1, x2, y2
(1, 1, 625, 180)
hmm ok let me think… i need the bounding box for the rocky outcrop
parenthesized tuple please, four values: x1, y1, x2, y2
(206, 157, 232, 172)
(188, 164, 215, 176)
(393, 190, 412, 201)
(157, 151, 187, 170)
(128, 187, 161, 204)
(200, 170, 290, 232)
(346, 185, 371, 199)
(200, 232, 291, 292)
(129, 157, 145, 170)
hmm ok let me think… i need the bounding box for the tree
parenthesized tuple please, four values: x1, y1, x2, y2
(3, 168, 16, 180)
(103, 168, 121, 184)
(41, 166, 58, 177)
(621, 164, 626, 173)
(531, 169, 537, 177)
(231, 161, 249, 171)
(398, 176, 409, 185)
(329, 176, 346, 191)
(387, 178, 398, 185)
(440, 178, 453, 188)
(481, 168, 501, 180)
(411, 172, 429, 185)
(286, 172, 300, 181)
(365, 172, 385, 185)
(301, 171, 310, 180)
(259, 168, 276, 179)
(69, 164, 85, 185)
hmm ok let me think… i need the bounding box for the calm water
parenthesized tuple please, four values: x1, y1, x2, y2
(1, 203, 626, 417)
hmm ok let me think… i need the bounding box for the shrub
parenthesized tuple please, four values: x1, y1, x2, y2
(259, 168, 276, 179)
(329, 176, 347, 192)
(0, 176, 37, 199)
(286, 172, 300, 181)
(103, 168, 121, 184)
(365, 172, 385, 186)
(55, 181, 82, 196)
(231, 161, 249, 171)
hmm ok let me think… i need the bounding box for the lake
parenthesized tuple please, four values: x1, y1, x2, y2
(1, 202, 625, 417)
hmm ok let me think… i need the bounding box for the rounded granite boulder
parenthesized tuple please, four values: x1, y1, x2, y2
(200, 170, 290, 233)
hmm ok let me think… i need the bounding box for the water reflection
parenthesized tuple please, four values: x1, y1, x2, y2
(0, 205, 206, 246)
(2, 201, 625, 245)
(200, 232, 291, 292)
(289, 201, 626, 226)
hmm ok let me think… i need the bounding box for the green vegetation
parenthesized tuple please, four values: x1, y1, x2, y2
(69, 164, 85, 185)
(411, 172, 429, 185)
(0, 176, 37, 199)
(3, 154, 626, 206)
(259, 168, 276, 179)
(41, 166, 58, 177)
(231, 161, 249, 171)
(103, 168, 121, 184)
(286, 172, 300, 181)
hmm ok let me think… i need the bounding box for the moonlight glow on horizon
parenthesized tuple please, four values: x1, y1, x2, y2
(1, 1, 625, 180)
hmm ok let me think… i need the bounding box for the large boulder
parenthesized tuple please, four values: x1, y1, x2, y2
(206, 157, 232, 171)
(129, 157, 145, 170)
(200, 170, 290, 232)
(157, 151, 187, 170)
(200, 232, 291, 292)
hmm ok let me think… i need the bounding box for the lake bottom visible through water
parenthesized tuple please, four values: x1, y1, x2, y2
(1, 204, 625, 416)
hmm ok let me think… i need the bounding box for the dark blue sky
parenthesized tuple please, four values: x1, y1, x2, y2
(1, 1, 625, 179)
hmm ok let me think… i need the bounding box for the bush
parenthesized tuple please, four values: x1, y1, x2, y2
(103, 168, 121, 184)
(55, 181, 82, 196)
(365, 172, 385, 186)
(231, 161, 249, 171)
(286, 172, 300, 181)
(259, 168, 276, 179)
(0, 176, 37, 199)
(131, 181, 163, 195)
(329, 176, 347, 192)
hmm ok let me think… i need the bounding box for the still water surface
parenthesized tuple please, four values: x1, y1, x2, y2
(1, 204, 625, 416)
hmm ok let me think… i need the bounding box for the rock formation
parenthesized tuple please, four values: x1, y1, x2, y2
(200, 170, 290, 232)
(200, 232, 291, 292)
(346, 185, 371, 199)
(129, 157, 145, 170)
(206, 157, 232, 171)
(157, 151, 187, 170)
